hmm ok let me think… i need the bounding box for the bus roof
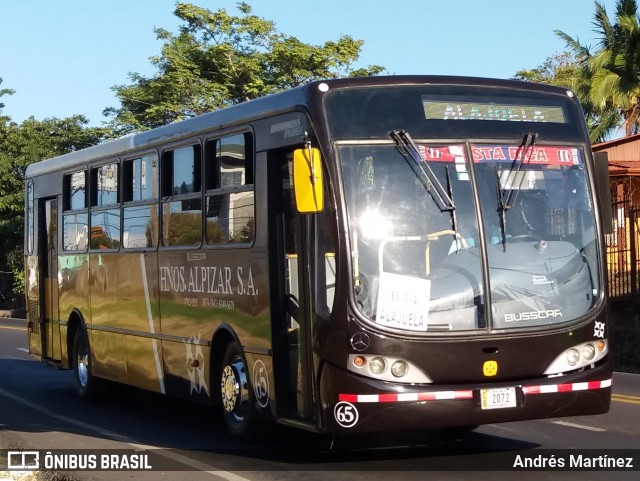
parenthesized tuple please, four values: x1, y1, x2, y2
(24, 75, 571, 178)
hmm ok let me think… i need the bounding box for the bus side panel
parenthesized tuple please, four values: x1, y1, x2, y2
(88, 252, 128, 383)
(88, 250, 165, 393)
(157, 249, 272, 404)
(58, 252, 90, 365)
(125, 251, 165, 393)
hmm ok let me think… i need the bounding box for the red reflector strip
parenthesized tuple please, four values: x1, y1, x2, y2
(522, 378, 612, 395)
(338, 379, 612, 404)
(338, 390, 473, 404)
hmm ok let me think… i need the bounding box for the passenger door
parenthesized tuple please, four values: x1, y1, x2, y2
(268, 149, 316, 421)
(36, 198, 62, 360)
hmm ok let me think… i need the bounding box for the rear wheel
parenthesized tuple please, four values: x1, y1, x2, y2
(72, 326, 101, 400)
(219, 342, 254, 438)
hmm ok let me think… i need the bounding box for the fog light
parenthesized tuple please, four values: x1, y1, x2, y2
(567, 348, 580, 366)
(583, 343, 596, 361)
(369, 357, 386, 374)
(391, 361, 408, 378)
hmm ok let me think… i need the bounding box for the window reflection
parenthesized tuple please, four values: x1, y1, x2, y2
(68, 172, 86, 210)
(95, 164, 118, 206)
(206, 191, 254, 244)
(123, 205, 158, 249)
(90, 209, 120, 250)
(63, 213, 88, 251)
(162, 199, 202, 246)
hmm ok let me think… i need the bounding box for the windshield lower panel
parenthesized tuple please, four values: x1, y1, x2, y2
(339, 143, 599, 334)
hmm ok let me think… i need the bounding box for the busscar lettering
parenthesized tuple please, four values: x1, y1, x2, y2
(504, 309, 562, 323)
(270, 119, 303, 138)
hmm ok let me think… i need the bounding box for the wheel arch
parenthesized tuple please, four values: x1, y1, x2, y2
(65, 309, 86, 370)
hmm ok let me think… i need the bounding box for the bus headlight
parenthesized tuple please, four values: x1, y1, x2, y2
(566, 348, 580, 366)
(369, 357, 386, 374)
(391, 361, 409, 378)
(582, 343, 596, 361)
(544, 340, 608, 375)
(348, 354, 432, 383)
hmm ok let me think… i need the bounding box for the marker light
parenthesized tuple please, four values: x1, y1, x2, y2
(369, 357, 386, 374)
(597, 340, 606, 352)
(353, 355, 366, 368)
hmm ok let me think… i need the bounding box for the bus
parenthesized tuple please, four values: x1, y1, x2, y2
(24, 76, 613, 438)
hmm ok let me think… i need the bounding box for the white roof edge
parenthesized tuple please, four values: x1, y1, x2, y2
(25, 134, 139, 178)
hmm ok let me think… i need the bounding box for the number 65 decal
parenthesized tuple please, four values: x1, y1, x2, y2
(334, 401, 359, 428)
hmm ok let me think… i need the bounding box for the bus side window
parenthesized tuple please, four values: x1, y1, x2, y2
(161, 145, 203, 247)
(204, 132, 255, 246)
(90, 163, 120, 250)
(62, 170, 88, 252)
(123, 155, 159, 249)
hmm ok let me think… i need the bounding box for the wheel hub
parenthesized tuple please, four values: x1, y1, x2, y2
(76, 342, 89, 387)
(221, 356, 248, 416)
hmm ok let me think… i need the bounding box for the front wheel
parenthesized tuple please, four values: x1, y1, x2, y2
(219, 342, 254, 438)
(72, 326, 101, 400)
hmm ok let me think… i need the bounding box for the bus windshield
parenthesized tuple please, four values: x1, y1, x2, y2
(339, 140, 599, 333)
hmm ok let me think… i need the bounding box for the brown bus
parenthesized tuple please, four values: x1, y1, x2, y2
(24, 76, 613, 438)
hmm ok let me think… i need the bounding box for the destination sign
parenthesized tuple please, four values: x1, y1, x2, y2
(418, 144, 582, 166)
(423, 99, 566, 123)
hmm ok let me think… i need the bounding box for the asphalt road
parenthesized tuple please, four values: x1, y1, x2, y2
(1, 317, 639, 481)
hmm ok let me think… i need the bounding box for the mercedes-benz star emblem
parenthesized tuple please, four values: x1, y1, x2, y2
(350, 332, 370, 352)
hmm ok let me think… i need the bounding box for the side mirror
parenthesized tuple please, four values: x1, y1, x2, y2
(293, 147, 324, 213)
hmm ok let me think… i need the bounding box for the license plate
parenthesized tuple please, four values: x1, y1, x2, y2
(480, 387, 517, 410)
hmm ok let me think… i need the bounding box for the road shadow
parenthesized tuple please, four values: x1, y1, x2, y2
(0, 357, 540, 471)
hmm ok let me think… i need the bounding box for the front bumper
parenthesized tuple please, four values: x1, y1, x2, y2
(319, 361, 612, 434)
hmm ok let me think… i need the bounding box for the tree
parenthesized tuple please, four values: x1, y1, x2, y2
(0, 113, 109, 302)
(557, 0, 640, 141)
(0, 77, 15, 116)
(513, 51, 613, 142)
(106, 2, 384, 132)
(513, 52, 583, 87)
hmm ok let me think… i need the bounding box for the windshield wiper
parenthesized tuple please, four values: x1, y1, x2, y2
(496, 132, 538, 250)
(390, 130, 456, 212)
(390, 129, 457, 238)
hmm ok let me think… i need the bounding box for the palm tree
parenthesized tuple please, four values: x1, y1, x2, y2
(556, 0, 640, 141)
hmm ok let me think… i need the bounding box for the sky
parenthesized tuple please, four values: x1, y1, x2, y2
(0, 0, 620, 126)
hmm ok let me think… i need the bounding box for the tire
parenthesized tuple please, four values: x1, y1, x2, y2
(219, 342, 254, 438)
(72, 326, 101, 400)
